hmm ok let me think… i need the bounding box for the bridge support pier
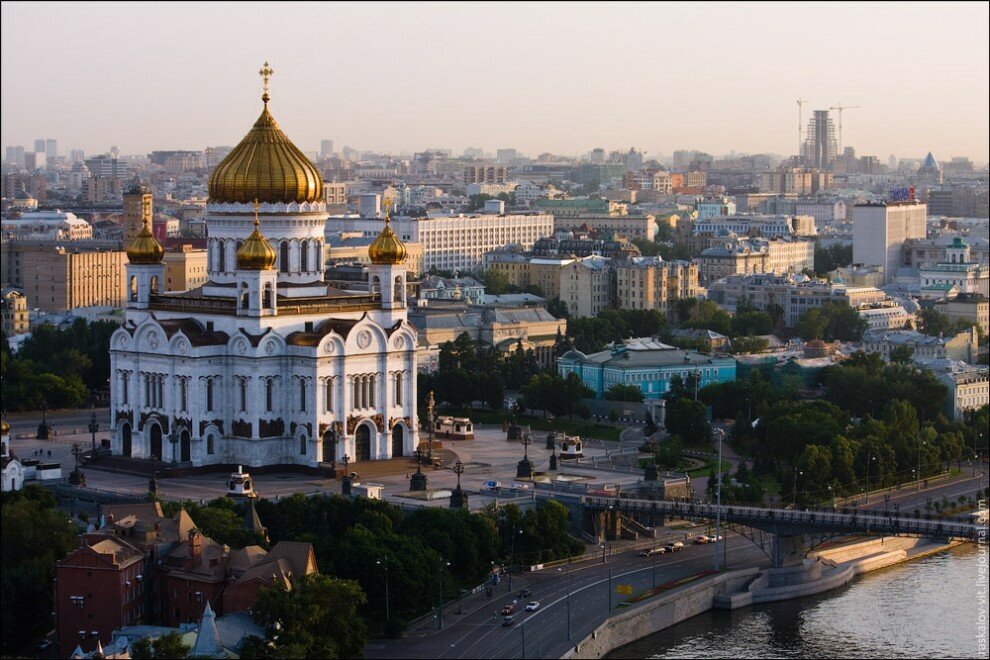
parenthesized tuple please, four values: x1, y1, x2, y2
(771, 533, 806, 568)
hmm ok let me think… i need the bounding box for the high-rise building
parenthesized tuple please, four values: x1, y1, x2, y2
(45, 139, 57, 162)
(802, 110, 838, 170)
(464, 165, 508, 184)
(852, 200, 927, 284)
(496, 148, 518, 164)
(34, 139, 46, 154)
(917, 152, 943, 187)
(320, 139, 334, 159)
(4, 145, 25, 168)
(70, 148, 86, 164)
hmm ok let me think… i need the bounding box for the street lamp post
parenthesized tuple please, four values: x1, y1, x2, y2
(377, 556, 390, 625)
(792, 468, 803, 508)
(437, 559, 450, 630)
(88, 404, 99, 453)
(714, 428, 724, 571)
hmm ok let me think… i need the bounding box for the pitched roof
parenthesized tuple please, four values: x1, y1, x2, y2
(190, 601, 224, 659)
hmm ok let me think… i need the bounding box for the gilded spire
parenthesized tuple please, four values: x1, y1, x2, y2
(126, 216, 164, 265)
(236, 199, 277, 270)
(368, 197, 408, 265)
(259, 61, 274, 105)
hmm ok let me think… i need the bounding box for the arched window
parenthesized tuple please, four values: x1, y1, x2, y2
(394, 275, 404, 302)
(218, 241, 226, 272)
(300, 240, 309, 272)
(325, 378, 333, 412)
(239, 378, 247, 412)
(240, 285, 249, 310)
(129, 276, 137, 302)
(206, 379, 214, 412)
(369, 374, 376, 408)
(280, 241, 290, 274)
(394, 372, 402, 406)
(352, 377, 360, 409)
(265, 379, 274, 412)
(299, 378, 307, 412)
(263, 283, 273, 309)
(371, 276, 381, 296)
(207, 434, 215, 455)
(150, 276, 159, 295)
(299, 435, 307, 455)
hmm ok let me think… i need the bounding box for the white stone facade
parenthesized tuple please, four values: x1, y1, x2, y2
(110, 205, 419, 469)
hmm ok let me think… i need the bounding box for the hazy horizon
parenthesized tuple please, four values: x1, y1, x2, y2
(2, 1, 988, 162)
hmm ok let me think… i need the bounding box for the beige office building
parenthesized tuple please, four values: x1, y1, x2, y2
(1, 290, 30, 335)
(328, 241, 424, 275)
(615, 257, 698, 316)
(934, 293, 989, 334)
(163, 244, 209, 292)
(20, 247, 128, 311)
(559, 256, 611, 318)
(554, 215, 657, 240)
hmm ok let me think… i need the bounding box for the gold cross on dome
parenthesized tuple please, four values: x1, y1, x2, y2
(259, 61, 274, 98)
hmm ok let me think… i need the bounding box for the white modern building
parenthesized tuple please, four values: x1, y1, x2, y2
(108, 71, 419, 470)
(332, 212, 554, 273)
(918, 237, 990, 300)
(852, 200, 927, 284)
(0, 210, 93, 241)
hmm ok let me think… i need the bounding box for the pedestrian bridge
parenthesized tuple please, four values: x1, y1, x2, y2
(579, 496, 985, 567)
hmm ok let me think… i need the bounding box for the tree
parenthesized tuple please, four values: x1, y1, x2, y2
(665, 398, 711, 446)
(1, 486, 78, 653)
(814, 242, 853, 275)
(731, 336, 769, 354)
(890, 345, 915, 364)
(252, 574, 368, 659)
(132, 632, 191, 659)
(604, 384, 644, 402)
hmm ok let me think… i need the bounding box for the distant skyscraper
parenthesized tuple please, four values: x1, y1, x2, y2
(589, 148, 605, 164)
(802, 110, 838, 170)
(34, 139, 46, 154)
(69, 148, 86, 164)
(5, 146, 26, 168)
(496, 148, 517, 164)
(888, 154, 898, 170)
(917, 152, 943, 187)
(45, 139, 58, 162)
(320, 139, 334, 159)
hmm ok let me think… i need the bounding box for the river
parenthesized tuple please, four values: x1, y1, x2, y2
(610, 544, 988, 659)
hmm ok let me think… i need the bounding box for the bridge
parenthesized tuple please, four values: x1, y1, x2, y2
(580, 496, 985, 567)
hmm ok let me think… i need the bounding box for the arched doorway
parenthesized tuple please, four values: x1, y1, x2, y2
(122, 423, 132, 457)
(322, 430, 336, 463)
(355, 424, 372, 462)
(180, 429, 191, 462)
(150, 423, 163, 460)
(391, 425, 404, 458)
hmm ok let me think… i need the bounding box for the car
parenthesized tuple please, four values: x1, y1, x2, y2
(709, 534, 723, 543)
(526, 601, 540, 611)
(500, 604, 515, 615)
(664, 541, 684, 552)
(693, 535, 710, 545)
(517, 589, 532, 598)
(502, 615, 516, 627)
(639, 547, 665, 557)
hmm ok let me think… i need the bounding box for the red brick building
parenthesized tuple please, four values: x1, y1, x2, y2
(55, 536, 146, 656)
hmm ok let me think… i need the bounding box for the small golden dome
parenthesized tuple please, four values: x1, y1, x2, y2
(1, 417, 9, 436)
(208, 63, 322, 205)
(126, 218, 164, 264)
(369, 199, 407, 266)
(236, 202, 277, 270)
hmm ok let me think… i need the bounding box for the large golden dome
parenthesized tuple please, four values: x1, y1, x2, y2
(369, 199, 407, 265)
(208, 64, 323, 205)
(126, 218, 165, 264)
(237, 203, 277, 270)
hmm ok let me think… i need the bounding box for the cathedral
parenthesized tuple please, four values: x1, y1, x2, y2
(109, 63, 418, 469)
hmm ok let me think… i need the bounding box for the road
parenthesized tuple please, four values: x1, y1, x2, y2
(850, 468, 988, 514)
(6, 407, 111, 437)
(366, 535, 770, 660)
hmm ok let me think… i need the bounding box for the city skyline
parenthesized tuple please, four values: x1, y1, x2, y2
(2, 1, 988, 162)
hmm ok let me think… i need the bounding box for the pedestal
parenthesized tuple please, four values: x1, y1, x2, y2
(545, 434, 555, 450)
(37, 422, 51, 440)
(69, 469, 86, 486)
(410, 470, 428, 491)
(342, 475, 354, 496)
(549, 453, 558, 471)
(644, 462, 658, 481)
(450, 487, 469, 508)
(516, 457, 534, 479)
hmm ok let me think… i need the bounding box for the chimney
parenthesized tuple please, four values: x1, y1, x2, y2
(188, 530, 202, 568)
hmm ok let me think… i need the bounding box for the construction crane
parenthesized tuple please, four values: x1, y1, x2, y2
(829, 104, 860, 154)
(797, 98, 808, 160)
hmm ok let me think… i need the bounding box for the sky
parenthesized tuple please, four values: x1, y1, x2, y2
(2, 1, 988, 162)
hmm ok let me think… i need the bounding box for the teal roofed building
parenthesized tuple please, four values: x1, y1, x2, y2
(557, 337, 736, 400)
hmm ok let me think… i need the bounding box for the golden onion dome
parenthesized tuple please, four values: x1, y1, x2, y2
(236, 202, 277, 270)
(126, 218, 165, 265)
(368, 199, 408, 265)
(208, 63, 322, 205)
(1, 417, 9, 436)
